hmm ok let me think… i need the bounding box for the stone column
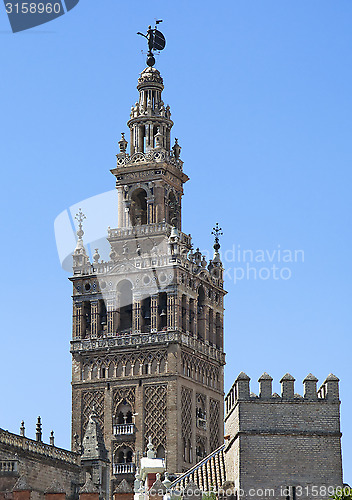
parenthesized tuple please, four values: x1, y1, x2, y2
(91, 301, 98, 337)
(107, 300, 114, 335)
(167, 294, 176, 330)
(130, 127, 134, 155)
(147, 198, 154, 224)
(117, 186, 124, 228)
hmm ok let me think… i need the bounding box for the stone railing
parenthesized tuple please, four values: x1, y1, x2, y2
(116, 150, 183, 171)
(108, 222, 192, 247)
(0, 429, 80, 466)
(113, 424, 135, 436)
(113, 463, 135, 475)
(71, 331, 225, 364)
(0, 460, 18, 473)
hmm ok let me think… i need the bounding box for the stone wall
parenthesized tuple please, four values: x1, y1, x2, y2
(0, 429, 81, 499)
(224, 373, 343, 500)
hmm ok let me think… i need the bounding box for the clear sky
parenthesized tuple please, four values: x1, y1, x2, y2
(1, 0, 351, 483)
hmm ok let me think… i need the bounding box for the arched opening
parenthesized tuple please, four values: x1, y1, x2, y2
(197, 286, 206, 340)
(196, 395, 206, 430)
(82, 301, 91, 339)
(117, 280, 132, 334)
(115, 446, 133, 463)
(141, 296, 151, 333)
(156, 445, 165, 459)
(130, 188, 147, 226)
(168, 192, 179, 228)
(114, 400, 133, 427)
(98, 299, 107, 336)
(158, 292, 167, 331)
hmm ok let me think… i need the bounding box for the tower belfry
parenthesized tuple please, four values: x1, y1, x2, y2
(70, 30, 226, 494)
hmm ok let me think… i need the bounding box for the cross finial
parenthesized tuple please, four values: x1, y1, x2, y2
(212, 222, 223, 240)
(75, 208, 86, 240)
(211, 222, 223, 252)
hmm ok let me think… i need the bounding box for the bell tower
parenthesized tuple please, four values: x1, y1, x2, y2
(70, 47, 226, 495)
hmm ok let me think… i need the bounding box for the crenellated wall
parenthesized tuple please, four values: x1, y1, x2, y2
(224, 372, 343, 500)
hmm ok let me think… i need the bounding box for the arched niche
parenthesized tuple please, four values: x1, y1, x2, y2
(116, 280, 133, 333)
(130, 188, 147, 226)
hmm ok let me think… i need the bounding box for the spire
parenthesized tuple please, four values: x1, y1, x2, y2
(81, 409, 108, 461)
(73, 208, 89, 268)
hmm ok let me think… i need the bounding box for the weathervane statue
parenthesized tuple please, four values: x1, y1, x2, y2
(137, 20, 166, 67)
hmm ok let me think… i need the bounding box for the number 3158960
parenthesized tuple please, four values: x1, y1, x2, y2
(5, 3, 62, 14)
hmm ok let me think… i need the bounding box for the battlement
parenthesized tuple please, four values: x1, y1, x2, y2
(225, 372, 340, 416)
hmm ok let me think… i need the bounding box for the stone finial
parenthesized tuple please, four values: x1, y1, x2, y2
(172, 138, 181, 159)
(93, 248, 100, 263)
(183, 481, 202, 500)
(44, 481, 65, 494)
(147, 436, 156, 459)
(36, 416, 42, 442)
(303, 373, 318, 400)
(20, 421, 25, 437)
(150, 476, 166, 496)
(118, 132, 128, 154)
(212, 223, 223, 264)
(280, 373, 295, 400)
(73, 209, 89, 268)
(258, 372, 273, 399)
(134, 468, 141, 493)
(235, 372, 250, 400)
(79, 474, 98, 494)
(50, 430, 55, 446)
(163, 472, 172, 490)
(114, 479, 133, 494)
(322, 373, 340, 401)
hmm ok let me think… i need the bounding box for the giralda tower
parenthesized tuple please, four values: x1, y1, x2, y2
(70, 28, 226, 493)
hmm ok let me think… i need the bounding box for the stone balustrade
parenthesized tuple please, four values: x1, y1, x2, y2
(113, 463, 135, 475)
(0, 429, 79, 466)
(71, 331, 225, 365)
(113, 424, 135, 436)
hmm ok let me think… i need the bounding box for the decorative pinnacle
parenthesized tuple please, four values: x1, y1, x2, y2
(75, 208, 86, 240)
(211, 222, 223, 251)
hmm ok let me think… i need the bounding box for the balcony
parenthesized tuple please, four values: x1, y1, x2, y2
(113, 424, 135, 436)
(113, 463, 135, 475)
(0, 461, 18, 474)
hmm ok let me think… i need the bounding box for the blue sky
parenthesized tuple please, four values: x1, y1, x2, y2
(1, 0, 351, 482)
